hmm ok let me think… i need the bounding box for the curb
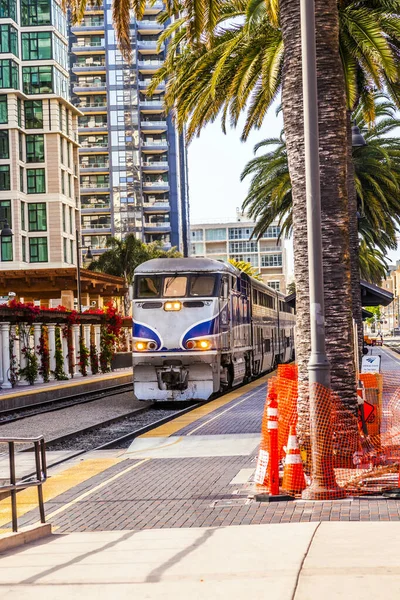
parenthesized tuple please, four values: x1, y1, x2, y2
(0, 523, 52, 553)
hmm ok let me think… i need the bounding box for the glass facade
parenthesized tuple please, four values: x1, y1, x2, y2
(22, 31, 52, 60)
(0, 24, 18, 56)
(28, 203, 47, 231)
(0, 164, 10, 190)
(27, 168, 46, 194)
(0, 129, 9, 158)
(0, 0, 17, 22)
(0, 59, 19, 89)
(0, 95, 7, 123)
(205, 228, 226, 241)
(29, 236, 48, 262)
(26, 134, 45, 162)
(25, 100, 43, 128)
(21, 0, 51, 26)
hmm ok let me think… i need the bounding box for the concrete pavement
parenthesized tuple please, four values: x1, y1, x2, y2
(1, 522, 400, 599)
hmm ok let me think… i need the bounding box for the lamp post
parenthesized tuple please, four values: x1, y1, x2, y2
(351, 122, 367, 148)
(300, 0, 344, 500)
(75, 229, 93, 312)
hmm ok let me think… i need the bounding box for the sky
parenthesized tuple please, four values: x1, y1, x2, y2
(186, 107, 400, 270)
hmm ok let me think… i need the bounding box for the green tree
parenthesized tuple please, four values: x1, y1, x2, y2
(228, 258, 263, 281)
(241, 101, 400, 284)
(88, 234, 181, 313)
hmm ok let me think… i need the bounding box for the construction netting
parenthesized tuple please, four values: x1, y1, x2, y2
(255, 364, 400, 497)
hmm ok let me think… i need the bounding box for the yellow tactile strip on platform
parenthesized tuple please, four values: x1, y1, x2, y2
(0, 458, 121, 529)
(140, 372, 274, 439)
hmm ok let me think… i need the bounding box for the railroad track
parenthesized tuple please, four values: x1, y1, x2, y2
(0, 382, 134, 424)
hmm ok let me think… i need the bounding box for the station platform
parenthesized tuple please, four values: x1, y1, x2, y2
(1, 348, 400, 598)
(0, 368, 133, 411)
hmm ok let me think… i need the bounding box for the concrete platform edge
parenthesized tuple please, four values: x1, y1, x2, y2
(0, 523, 52, 553)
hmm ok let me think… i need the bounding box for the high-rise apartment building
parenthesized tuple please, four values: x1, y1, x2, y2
(0, 0, 80, 269)
(69, 1, 189, 256)
(190, 218, 287, 292)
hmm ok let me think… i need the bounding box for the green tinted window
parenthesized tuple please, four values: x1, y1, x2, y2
(0, 96, 7, 123)
(22, 32, 52, 60)
(21, 201, 26, 230)
(0, 130, 8, 159)
(17, 97, 21, 126)
(0, 59, 19, 89)
(21, 0, 50, 25)
(22, 236, 27, 261)
(28, 202, 47, 231)
(1, 235, 12, 261)
(0, 165, 10, 190)
(0, 25, 18, 56)
(25, 100, 43, 129)
(29, 237, 48, 262)
(22, 66, 52, 95)
(0, 0, 17, 21)
(27, 168, 46, 194)
(26, 134, 44, 162)
(0, 199, 11, 227)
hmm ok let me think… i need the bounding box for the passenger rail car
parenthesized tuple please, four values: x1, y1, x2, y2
(132, 258, 295, 401)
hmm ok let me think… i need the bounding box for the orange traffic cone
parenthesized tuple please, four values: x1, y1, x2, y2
(281, 425, 306, 496)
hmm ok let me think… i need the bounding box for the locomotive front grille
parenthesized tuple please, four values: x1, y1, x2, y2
(156, 360, 189, 391)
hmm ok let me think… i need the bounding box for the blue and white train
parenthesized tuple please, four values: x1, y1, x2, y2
(132, 258, 296, 401)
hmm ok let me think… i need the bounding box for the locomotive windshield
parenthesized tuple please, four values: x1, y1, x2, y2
(136, 274, 217, 298)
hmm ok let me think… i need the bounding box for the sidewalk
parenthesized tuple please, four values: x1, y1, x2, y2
(0, 522, 399, 599)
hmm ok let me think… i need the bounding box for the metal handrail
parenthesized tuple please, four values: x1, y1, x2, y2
(0, 436, 47, 532)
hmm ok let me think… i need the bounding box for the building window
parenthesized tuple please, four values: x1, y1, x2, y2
(21, 0, 51, 26)
(67, 142, 71, 168)
(261, 254, 282, 267)
(22, 66, 52, 95)
(22, 236, 27, 261)
(70, 239, 74, 264)
(0, 165, 10, 190)
(61, 170, 65, 195)
(191, 230, 203, 242)
(1, 235, 12, 261)
(17, 97, 21, 126)
(0, 24, 18, 57)
(190, 243, 204, 255)
(0, 0, 17, 22)
(262, 226, 281, 238)
(66, 109, 69, 135)
(20, 166, 24, 192)
(28, 202, 47, 231)
(228, 227, 253, 240)
(0, 95, 7, 123)
(0, 199, 11, 227)
(21, 31, 52, 61)
(268, 281, 280, 291)
(69, 207, 73, 233)
(0, 130, 9, 159)
(26, 134, 44, 162)
(18, 131, 23, 160)
(29, 236, 48, 262)
(59, 136, 64, 163)
(68, 174, 72, 198)
(229, 241, 257, 253)
(27, 168, 45, 194)
(63, 236, 67, 262)
(59, 103, 62, 130)
(25, 100, 43, 128)
(62, 204, 66, 232)
(0, 59, 19, 89)
(205, 228, 226, 241)
(21, 201, 26, 230)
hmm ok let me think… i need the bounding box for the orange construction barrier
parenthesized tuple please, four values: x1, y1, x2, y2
(267, 389, 279, 495)
(281, 425, 307, 495)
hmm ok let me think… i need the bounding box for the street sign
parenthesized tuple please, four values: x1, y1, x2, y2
(361, 355, 381, 374)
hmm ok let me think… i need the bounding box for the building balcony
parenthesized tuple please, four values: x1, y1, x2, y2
(140, 120, 167, 133)
(139, 80, 165, 91)
(71, 25, 105, 34)
(138, 60, 163, 72)
(71, 42, 105, 54)
(144, 222, 171, 233)
(143, 181, 169, 192)
(141, 141, 168, 152)
(83, 3, 104, 12)
(80, 183, 110, 193)
(73, 84, 107, 94)
(142, 161, 169, 172)
(143, 202, 170, 214)
(80, 164, 109, 173)
(75, 101, 108, 113)
(79, 124, 108, 133)
(79, 144, 109, 152)
(72, 65, 106, 75)
(139, 100, 164, 112)
(81, 205, 111, 214)
(260, 246, 282, 253)
(144, 1, 164, 13)
(137, 21, 164, 34)
(137, 40, 165, 52)
(82, 224, 112, 233)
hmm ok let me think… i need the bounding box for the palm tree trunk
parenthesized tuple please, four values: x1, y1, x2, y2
(347, 111, 363, 369)
(280, 0, 358, 453)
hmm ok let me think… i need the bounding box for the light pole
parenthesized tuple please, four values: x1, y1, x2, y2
(75, 229, 93, 312)
(300, 0, 344, 499)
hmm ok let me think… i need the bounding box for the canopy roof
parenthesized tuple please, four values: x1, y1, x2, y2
(285, 279, 393, 309)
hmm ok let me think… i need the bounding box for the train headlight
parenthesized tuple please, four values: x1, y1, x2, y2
(185, 340, 196, 350)
(164, 301, 182, 311)
(135, 342, 146, 351)
(198, 339, 211, 350)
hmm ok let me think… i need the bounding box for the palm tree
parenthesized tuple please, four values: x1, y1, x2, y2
(88, 234, 181, 313)
(228, 258, 263, 281)
(241, 103, 400, 283)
